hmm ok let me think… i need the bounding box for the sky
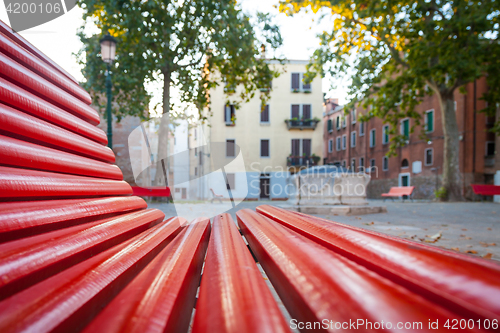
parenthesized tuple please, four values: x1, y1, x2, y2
(0, 0, 348, 107)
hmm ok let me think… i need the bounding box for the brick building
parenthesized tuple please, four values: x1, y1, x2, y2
(323, 78, 499, 200)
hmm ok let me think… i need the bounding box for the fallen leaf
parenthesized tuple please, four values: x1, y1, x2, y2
(483, 253, 493, 259)
(465, 250, 477, 254)
(410, 235, 417, 239)
(460, 234, 466, 237)
(466, 245, 473, 248)
(462, 228, 467, 231)
(488, 243, 496, 246)
(429, 232, 442, 240)
(479, 242, 489, 247)
(461, 237, 472, 240)
(492, 211, 496, 214)
(487, 228, 492, 231)
(441, 224, 448, 227)
(451, 247, 460, 251)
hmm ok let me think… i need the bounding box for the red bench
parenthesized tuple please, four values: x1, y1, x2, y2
(381, 186, 415, 202)
(472, 184, 500, 198)
(1, 20, 500, 332)
(132, 186, 171, 197)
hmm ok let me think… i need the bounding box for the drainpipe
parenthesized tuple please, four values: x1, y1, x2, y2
(473, 80, 477, 176)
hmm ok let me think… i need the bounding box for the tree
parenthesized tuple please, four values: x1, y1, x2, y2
(77, 0, 282, 185)
(279, 0, 500, 201)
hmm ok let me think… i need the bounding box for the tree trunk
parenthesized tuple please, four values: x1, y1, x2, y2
(438, 90, 464, 201)
(153, 70, 171, 186)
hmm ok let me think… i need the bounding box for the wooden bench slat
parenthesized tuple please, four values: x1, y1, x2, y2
(237, 209, 469, 329)
(0, 218, 181, 333)
(0, 34, 92, 105)
(0, 209, 165, 299)
(0, 104, 115, 163)
(0, 53, 99, 125)
(256, 205, 500, 321)
(83, 220, 210, 333)
(0, 78, 106, 144)
(192, 213, 290, 333)
(0, 197, 147, 241)
(0, 135, 122, 180)
(0, 166, 132, 199)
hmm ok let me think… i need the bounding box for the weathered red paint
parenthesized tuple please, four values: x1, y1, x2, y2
(192, 213, 291, 333)
(0, 209, 165, 298)
(0, 52, 99, 124)
(237, 208, 481, 333)
(0, 196, 147, 241)
(0, 135, 122, 180)
(83, 219, 210, 333)
(256, 205, 500, 321)
(0, 33, 92, 104)
(0, 218, 182, 333)
(0, 166, 131, 199)
(0, 104, 114, 162)
(0, 77, 106, 144)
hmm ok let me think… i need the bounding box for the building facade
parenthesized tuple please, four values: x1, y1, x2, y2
(323, 77, 499, 200)
(189, 60, 324, 201)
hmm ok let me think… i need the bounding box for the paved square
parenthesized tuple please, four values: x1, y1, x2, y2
(148, 200, 500, 262)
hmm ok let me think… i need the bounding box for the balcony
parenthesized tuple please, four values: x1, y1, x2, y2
(284, 119, 320, 130)
(287, 156, 320, 167)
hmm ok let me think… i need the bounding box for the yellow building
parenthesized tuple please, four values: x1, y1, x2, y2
(191, 60, 323, 201)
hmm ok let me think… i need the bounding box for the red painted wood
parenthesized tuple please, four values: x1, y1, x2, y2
(256, 205, 500, 321)
(83, 219, 210, 333)
(0, 34, 92, 104)
(0, 104, 114, 163)
(237, 208, 478, 332)
(192, 213, 290, 333)
(0, 52, 99, 124)
(0, 21, 79, 84)
(0, 135, 122, 180)
(0, 197, 146, 239)
(471, 184, 500, 196)
(131, 186, 171, 197)
(0, 77, 106, 144)
(0, 166, 132, 199)
(0, 208, 165, 298)
(0, 218, 182, 333)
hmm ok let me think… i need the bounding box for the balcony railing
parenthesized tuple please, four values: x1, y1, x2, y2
(284, 119, 320, 130)
(287, 156, 317, 167)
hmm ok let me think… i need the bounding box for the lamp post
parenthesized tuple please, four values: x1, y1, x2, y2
(99, 33, 117, 149)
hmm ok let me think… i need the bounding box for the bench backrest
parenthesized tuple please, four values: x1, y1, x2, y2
(388, 186, 415, 195)
(471, 184, 500, 196)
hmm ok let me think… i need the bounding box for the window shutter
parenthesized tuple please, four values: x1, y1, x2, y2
(224, 105, 228, 122)
(291, 139, 300, 156)
(261, 105, 269, 122)
(291, 73, 300, 90)
(302, 104, 311, 119)
(427, 112, 434, 132)
(261, 140, 269, 157)
(328, 119, 332, 131)
(302, 139, 311, 156)
(291, 105, 300, 119)
(302, 73, 311, 90)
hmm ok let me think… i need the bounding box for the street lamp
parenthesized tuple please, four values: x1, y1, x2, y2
(100, 33, 117, 149)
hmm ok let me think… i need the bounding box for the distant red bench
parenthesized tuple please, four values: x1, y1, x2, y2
(381, 186, 415, 202)
(471, 184, 500, 197)
(132, 186, 171, 197)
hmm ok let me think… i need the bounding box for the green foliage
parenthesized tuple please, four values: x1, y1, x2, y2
(434, 186, 448, 200)
(76, 0, 284, 122)
(279, 0, 500, 144)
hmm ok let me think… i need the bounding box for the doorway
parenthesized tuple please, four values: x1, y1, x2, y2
(260, 174, 270, 199)
(399, 172, 411, 199)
